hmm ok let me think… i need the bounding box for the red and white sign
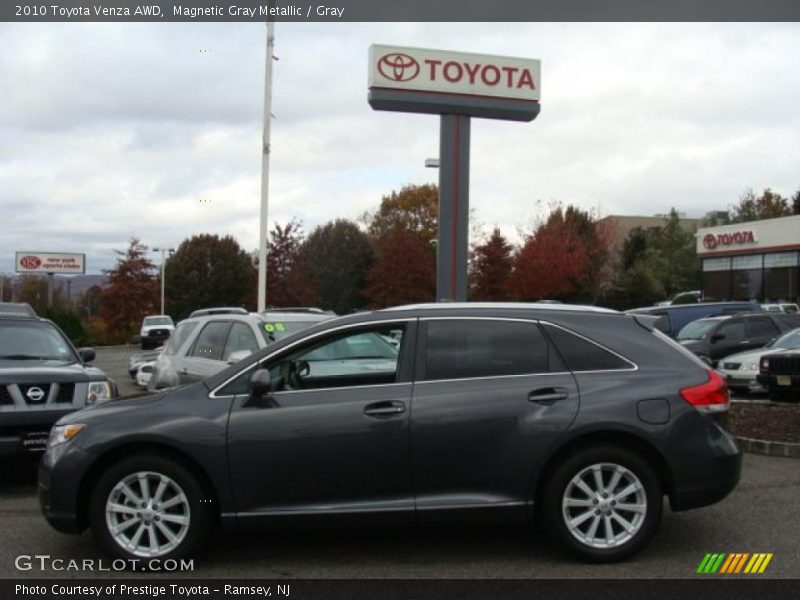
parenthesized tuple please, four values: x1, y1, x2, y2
(368, 45, 541, 102)
(702, 230, 757, 250)
(15, 252, 86, 274)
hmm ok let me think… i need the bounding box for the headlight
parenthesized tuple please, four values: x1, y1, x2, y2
(87, 381, 112, 404)
(742, 363, 758, 371)
(48, 424, 85, 449)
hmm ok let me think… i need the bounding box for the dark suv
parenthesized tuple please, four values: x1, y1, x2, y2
(676, 312, 800, 365)
(39, 303, 740, 563)
(759, 350, 800, 402)
(1, 305, 116, 457)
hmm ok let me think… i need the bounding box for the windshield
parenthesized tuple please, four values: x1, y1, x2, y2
(0, 321, 76, 364)
(144, 317, 173, 326)
(260, 320, 322, 343)
(677, 319, 721, 341)
(771, 328, 800, 349)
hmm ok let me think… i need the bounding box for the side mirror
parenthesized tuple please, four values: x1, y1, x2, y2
(227, 349, 252, 365)
(78, 347, 96, 363)
(710, 333, 725, 343)
(249, 368, 271, 396)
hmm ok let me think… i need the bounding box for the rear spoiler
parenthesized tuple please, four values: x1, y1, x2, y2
(629, 314, 659, 331)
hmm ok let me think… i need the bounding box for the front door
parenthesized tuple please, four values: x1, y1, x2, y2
(225, 320, 416, 524)
(410, 318, 579, 522)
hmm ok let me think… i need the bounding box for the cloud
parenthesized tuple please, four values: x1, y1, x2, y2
(0, 22, 798, 274)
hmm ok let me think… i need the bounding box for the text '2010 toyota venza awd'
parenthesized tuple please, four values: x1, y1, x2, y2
(39, 303, 741, 563)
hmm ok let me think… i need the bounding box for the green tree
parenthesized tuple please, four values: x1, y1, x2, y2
(166, 234, 254, 320)
(14, 275, 65, 315)
(42, 307, 87, 346)
(730, 188, 792, 222)
(646, 208, 700, 296)
(292, 219, 374, 314)
(363, 183, 438, 243)
(792, 188, 800, 215)
(470, 228, 514, 301)
(100, 238, 159, 343)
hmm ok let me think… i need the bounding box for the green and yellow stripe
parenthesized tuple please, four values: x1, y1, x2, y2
(697, 553, 773, 574)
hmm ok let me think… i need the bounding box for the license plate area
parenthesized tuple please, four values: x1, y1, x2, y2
(22, 431, 49, 452)
(776, 375, 791, 387)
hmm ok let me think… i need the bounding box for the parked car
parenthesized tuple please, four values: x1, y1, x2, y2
(134, 362, 155, 389)
(128, 348, 163, 379)
(40, 302, 740, 564)
(148, 310, 334, 390)
(626, 301, 760, 338)
(0, 304, 117, 457)
(718, 327, 800, 394)
(188, 307, 248, 318)
(758, 350, 800, 403)
(761, 303, 800, 314)
(676, 312, 800, 366)
(139, 315, 175, 350)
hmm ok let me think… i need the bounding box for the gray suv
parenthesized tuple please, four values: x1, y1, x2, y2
(149, 310, 333, 390)
(39, 303, 740, 564)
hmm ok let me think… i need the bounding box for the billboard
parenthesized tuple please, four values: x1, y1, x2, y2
(15, 252, 86, 274)
(368, 44, 541, 102)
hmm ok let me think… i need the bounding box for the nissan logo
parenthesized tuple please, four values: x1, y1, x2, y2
(377, 53, 420, 82)
(703, 234, 719, 250)
(26, 387, 45, 402)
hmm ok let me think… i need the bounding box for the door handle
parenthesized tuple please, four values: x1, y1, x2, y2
(528, 387, 569, 404)
(364, 401, 405, 417)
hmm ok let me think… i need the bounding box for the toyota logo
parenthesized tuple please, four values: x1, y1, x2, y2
(703, 234, 719, 250)
(377, 53, 420, 82)
(26, 387, 45, 402)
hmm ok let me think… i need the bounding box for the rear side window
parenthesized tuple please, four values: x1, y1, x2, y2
(424, 320, 559, 380)
(543, 325, 633, 372)
(745, 317, 779, 338)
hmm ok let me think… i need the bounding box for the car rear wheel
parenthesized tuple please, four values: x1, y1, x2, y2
(541, 446, 662, 562)
(89, 454, 214, 563)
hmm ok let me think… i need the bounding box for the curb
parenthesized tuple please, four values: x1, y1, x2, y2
(735, 436, 800, 459)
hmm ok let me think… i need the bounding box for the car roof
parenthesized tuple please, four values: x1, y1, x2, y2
(627, 301, 757, 313)
(381, 302, 618, 314)
(0, 302, 38, 318)
(182, 312, 331, 325)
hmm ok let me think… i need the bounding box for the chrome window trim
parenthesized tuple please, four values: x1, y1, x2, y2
(208, 317, 416, 398)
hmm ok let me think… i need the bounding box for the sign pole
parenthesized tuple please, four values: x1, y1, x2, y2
(437, 114, 471, 301)
(257, 20, 275, 313)
(47, 273, 54, 309)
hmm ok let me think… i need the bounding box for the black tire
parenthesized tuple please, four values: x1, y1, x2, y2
(89, 454, 214, 565)
(541, 445, 662, 563)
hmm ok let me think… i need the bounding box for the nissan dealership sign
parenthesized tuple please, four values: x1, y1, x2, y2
(368, 45, 541, 102)
(15, 251, 86, 274)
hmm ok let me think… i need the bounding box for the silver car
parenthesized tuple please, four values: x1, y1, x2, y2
(717, 327, 800, 393)
(149, 310, 334, 390)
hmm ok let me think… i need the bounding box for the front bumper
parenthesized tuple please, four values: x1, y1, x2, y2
(719, 369, 765, 393)
(38, 442, 91, 534)
(0, 409, 76, 457)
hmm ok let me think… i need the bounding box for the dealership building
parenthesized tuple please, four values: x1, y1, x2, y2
(697, 215, 800, 303)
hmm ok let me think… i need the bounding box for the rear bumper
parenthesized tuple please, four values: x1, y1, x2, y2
(669, 448, 742, 511)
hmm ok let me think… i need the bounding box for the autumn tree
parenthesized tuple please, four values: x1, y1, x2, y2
(100, 238, 159, 342)
(290, 219, 374, 314)
(363, 183, 438, 243)
(364, 227, 436, 307)
(509, 206, 609, 302)
(730, 188, 792, 222)
(265, 219, 305, 307)
(166, 234, 254, 320)
(13, 275, 65, 314)
(469, 227, 514, 301)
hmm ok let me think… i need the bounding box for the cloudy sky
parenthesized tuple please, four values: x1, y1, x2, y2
(1, 22, 798, 274)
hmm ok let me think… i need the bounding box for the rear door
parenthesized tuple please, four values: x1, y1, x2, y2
(181, 320, 232, 383)
(410, 318, 578, 522)
(743, 316, 781, 351)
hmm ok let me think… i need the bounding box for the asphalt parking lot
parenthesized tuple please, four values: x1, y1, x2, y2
(0, 346, 796, 579)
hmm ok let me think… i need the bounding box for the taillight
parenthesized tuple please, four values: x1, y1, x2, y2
(680, 369, 730, 413)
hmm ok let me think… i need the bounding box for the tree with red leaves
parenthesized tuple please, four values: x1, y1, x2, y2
(364, 227, 435, 308)
(508, 206, 609, 302)
(266, 219, 304, 307)
(100, 238, 159, 343)
(470, 227, 514, 301)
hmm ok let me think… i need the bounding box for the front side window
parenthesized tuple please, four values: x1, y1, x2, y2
(164, 321, 198, 356)
(190, 321, 231, 360)
(677, 319, 720, 341)
(716, 320, 746, 341)
(424, 320, 552, 381)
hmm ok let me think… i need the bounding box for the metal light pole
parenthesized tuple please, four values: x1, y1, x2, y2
(152, 247, 175, 315)
(257, 21, 275, 312)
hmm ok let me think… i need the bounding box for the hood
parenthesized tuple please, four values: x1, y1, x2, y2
(0, 362, 107, 384)
(719, 349, 768, 364)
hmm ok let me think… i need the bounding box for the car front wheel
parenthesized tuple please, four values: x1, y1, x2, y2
(89, 454, 214, 564)
(542, 446, 662, 562)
